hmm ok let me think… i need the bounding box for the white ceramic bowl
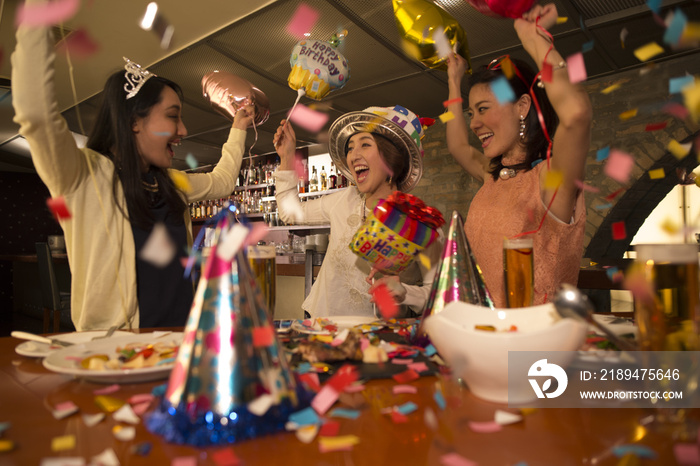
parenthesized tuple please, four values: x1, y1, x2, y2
(422, 301, 588, 404)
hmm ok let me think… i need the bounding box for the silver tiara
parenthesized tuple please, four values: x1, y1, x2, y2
(123, 57, 156, 99)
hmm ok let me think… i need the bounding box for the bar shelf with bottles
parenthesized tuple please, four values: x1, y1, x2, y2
(190, 154, 351, 231)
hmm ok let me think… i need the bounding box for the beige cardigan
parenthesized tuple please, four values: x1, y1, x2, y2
(12, 19, 245, 331)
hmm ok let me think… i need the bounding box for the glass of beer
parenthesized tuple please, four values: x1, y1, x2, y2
(503, 237, 534, 308)
(633, 243, 700, 352)
(633, 243, 700, 439)
(247, 244, 276, 316)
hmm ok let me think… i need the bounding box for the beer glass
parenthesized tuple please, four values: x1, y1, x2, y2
(503, 238, 534, 308)
(247, 245, 276, 316)
(634, 243, 700, 440)
(634, 243, 700, 352)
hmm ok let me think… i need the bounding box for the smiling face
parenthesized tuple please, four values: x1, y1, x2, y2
(132, 86, 187, 171)
(467, 83, 528, 163)
(346, 132, 394, 199)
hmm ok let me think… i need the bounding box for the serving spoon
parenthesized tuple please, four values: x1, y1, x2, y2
(552, 284, 638, 352)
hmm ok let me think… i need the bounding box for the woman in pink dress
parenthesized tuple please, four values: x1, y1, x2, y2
(445, 3, 592, 307)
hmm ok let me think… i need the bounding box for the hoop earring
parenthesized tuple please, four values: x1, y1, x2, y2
(519, 115, 526, 141)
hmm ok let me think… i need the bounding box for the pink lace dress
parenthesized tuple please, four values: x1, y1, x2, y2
(465, 162, 585, 308)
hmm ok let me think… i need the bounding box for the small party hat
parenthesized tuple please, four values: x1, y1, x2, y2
(413, 211, 494, 344)
(147, 217, 311, 446)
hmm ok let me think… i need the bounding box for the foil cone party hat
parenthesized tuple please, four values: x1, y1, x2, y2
(413, 211, 494, 344)
(147, 217, 311, 446)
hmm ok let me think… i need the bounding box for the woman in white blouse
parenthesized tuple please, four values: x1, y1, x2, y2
(273, 105, 442, 319)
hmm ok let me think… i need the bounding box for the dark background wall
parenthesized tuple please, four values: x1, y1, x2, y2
(0, 172, 63, 332)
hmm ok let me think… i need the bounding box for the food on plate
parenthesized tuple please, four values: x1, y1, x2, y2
(474, 324, 518, 332)
(78, 341, 179, 371)
(298, 330, 363, 363)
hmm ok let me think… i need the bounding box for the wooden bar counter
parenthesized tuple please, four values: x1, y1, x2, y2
(0, 330, 691, 465)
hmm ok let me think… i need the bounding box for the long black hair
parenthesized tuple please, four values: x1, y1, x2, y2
(466, 57, 558, 180)
(86, 71, 187, 229)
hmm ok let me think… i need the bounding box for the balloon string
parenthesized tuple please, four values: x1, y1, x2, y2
(286, 88, 305, 127)
(510, 186, 559, 239)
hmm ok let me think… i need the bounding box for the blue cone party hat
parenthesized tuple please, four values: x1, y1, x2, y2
(147, 216, 311, 446)
(413, 211, 494, 344)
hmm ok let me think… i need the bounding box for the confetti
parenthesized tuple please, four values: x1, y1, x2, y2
(646, 0, 661, 14)
(318, 435, 360, 452)
(682, 79, 700, 120)
(612, 221, 627, 240)
(82, 412, 105, 427)
(574, 180, 600, 193)
(139, 2, 175, 49)
(320, 420, 340, 436)
(556, 16, 568, 24)
(0, 440, 14, 452)
(95, 395, 126, 413)
(185, 153, 198, 169)
(252, 325, 275, 347)
(596, 146, 610, 162)
(408, 361, 429, 373)
(660, 218, 680, 235)
(582, 40, 595, 53)
(668, 139, 691, 159)
(490, 76, 515, 104)
(662, 102, 690, 120)
(39, 458, 84, 466)
(601, 82, 622, 94)
(645, 121, 668, 131)
(91, 448, 119, 466)
(112, 425, 136, 441)
(51, 434, 76, 451)
(468, 420, 502, 433)
(440, 452, 478, 466)
(371, 282, 398, 319)
(648, 168, 665, 179)
(544, 170, 563, 189)
(439, 111, 455, 123)
(139, 222, 176, 267)
(633, 42, 664, 62)
(113, 403, 140, 424)
(618, 109, 638, 120)
(673, 443, 700, 465)
(247, 394, 274, 416)
(93, 384, 120, 395)
(295, 424, 319, 444)
(604, 150, 634, 183)
(170, 170, 191, 193)
(494, 410, 523, 425)
(669, 75, 694, 95)
(52, 401, 79, 420)
(15, 0, 79, 26)
(391, 411, 409, 423)
(216, 224, 249, 261)
(286, 3, 319, 38)
(620, 28, 629, 48)
(131, 442, 153, 456)
(433, 390, 446, 410)
(566, 52, 587, 83)
(171, 456, 198, 466)
(329, 408, 361, 419)
(396, 401, 418, 415)
(46, 196, 71, 221)
(288, 103, 329, 132)
(311, 385, 339, 415)
(432, 26, 452, 60)
(443, 97, 463, 107)
(664, 8, 687, 46)
(393, 369, 420, 384)
(393, 384, 418, 394)
(613, 444, 658, 459)
(211, 447, 241, 466)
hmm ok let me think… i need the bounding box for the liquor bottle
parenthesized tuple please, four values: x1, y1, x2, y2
(309, 167, 319, 192)
(329, 163, 338, 190)
(320, 166, 328, 191)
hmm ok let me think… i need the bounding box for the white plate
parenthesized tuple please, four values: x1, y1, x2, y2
(291, 316, 382, 335)
(42, 332, 182, 384)
(15, 330, 133, 358)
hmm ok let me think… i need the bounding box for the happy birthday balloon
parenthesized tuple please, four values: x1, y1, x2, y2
(393, 0, 471, 72)
(288, 38, 349, 100)
(202, 71, 270, 127)
(466, 0, 536, 19)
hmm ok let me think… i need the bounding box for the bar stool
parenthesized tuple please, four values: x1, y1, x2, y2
(35, 242, 71, 332)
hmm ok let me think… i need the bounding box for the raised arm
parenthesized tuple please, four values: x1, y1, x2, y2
(515, 3, 593, 221)
(445, 53, 489, 182)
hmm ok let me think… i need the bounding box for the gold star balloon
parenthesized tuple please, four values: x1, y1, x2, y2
(393, 0, 471, 73)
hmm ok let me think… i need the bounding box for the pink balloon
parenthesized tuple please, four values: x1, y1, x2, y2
(485, 0, 536, 18)
(201, 71, 270, 127)
(465, 0, 535, 19)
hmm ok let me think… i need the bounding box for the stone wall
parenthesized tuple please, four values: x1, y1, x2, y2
(412, 52, 700, 259)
